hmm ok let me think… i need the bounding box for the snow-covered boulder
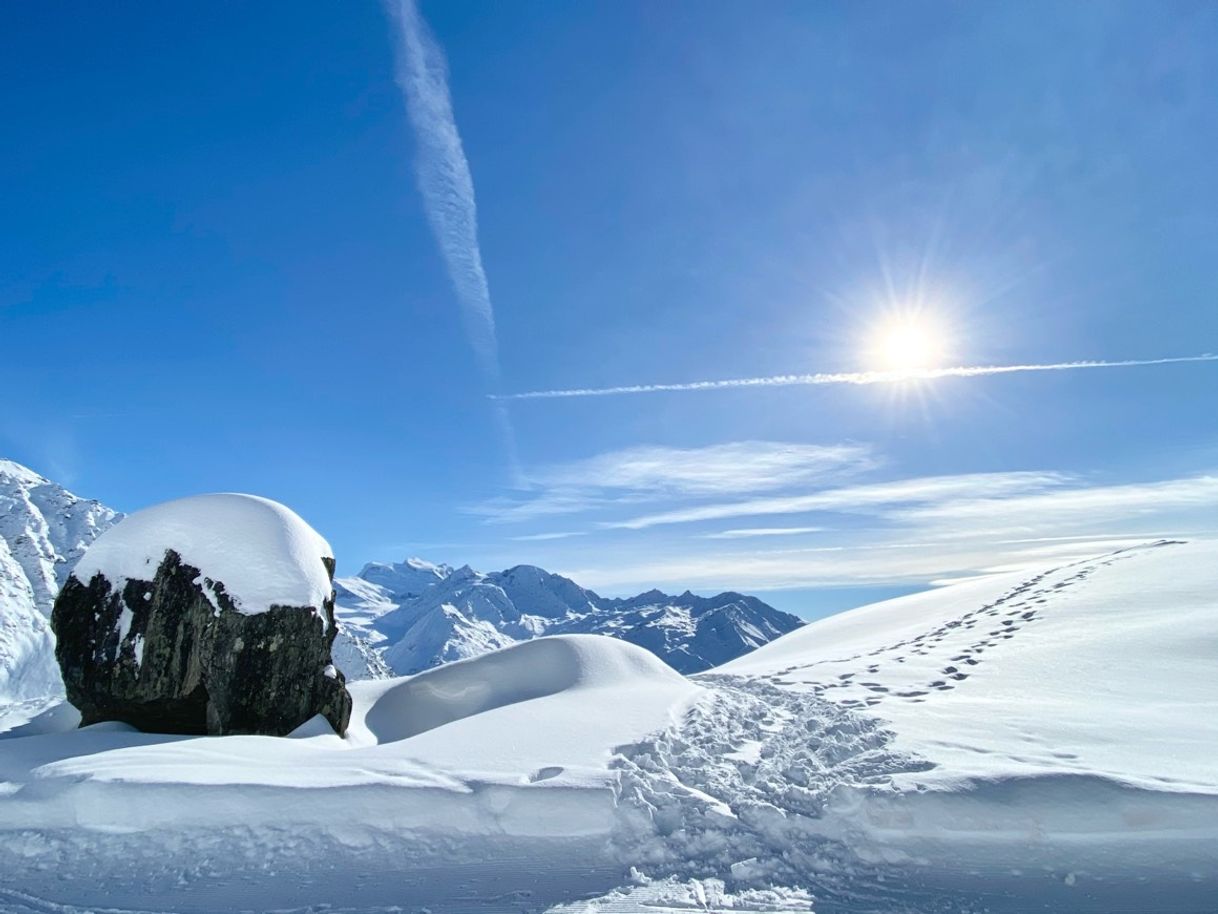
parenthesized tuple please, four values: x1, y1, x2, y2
(51, 494, 352, 736)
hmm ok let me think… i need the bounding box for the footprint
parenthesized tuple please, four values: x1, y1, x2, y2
(529, 766, 564, 783)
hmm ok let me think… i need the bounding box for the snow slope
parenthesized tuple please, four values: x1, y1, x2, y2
(0, 460, 120, 618)
(593, 539, 1218, 911)
(717, 539, 1217, 792)
(0, 537, 60, 704)
(0, 461, 119, 705)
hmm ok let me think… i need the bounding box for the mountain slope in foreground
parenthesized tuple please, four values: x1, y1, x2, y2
(0, 539, 1214, 913)
(0, 461, 119, 706)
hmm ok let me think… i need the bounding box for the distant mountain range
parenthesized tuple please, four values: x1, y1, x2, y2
(334, 557, 803, 676)
(0, 459, 803, 697)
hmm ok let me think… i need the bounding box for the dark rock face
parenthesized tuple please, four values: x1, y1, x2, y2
(52, 550, 352, 736)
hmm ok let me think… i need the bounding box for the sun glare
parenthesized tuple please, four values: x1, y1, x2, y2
(870, 314, 948, 373)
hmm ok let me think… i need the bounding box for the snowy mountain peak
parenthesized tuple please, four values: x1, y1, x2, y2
(338, 555, 803, 676)
(356, 555, 453, 599)
(0, 459, 51, 486)
(0, 459, 121, 618)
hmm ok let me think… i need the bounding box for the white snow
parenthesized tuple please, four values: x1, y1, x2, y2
(0, 459, 120, 618)
(72, 493, 335, 621)
(0, 635, 699, 912)
(0, 538, 62, 704)
(1, 538, 1216, 912)
(717, 539, 1218, 792)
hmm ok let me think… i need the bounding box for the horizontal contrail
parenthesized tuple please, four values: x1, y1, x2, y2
(492, 354, 1218, 401)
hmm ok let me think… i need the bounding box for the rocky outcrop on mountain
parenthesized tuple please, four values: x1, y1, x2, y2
(51, 494, 352, 736)
(0, 461, 120, 703)
(0, 460, 121, 618)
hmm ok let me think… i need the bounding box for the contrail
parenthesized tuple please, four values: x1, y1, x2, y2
(492, 354, 1218, 401)
(385, 0, 522, 479)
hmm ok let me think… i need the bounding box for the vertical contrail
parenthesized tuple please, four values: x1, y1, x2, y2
(384, 0, 521, 477)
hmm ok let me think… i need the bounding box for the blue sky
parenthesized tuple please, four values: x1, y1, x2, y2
(3, 1, 1217, 618)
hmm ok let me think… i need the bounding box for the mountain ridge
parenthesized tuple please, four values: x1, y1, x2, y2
(337, 559, 803, 676)
(0, 458, 803, 692)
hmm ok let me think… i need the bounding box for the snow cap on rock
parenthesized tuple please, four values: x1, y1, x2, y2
(73, 493, 334, 617)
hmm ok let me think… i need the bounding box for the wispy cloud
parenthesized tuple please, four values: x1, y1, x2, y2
(702, 526, 827, 539)
(386, 0, 500, 382)
(893, 475, 1218, 527)
(385, 0, 519, 477)
(467, 441, 877, 523)
(607, 471, 1069, 530)
(492, 354, 1218, 401)
(554, 471, 1218, 594)
(510, 531, 587, 542)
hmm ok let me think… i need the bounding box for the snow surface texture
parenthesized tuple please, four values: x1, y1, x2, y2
(0, 540, 1215, 912)
(0, 635, 700, 913)
(0, 461, 119, 704)
(72, 493, 335, 623)
(336, 560, 802, 676)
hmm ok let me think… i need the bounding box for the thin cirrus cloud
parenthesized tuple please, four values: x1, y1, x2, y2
(562, 487, 1218, 593)
(509, 531, 588, 542)
(384, 0, 520, 476)
(492, 354, 1218, 401)
(606, 471, 1071, 531)
(891, 474, 1218, 526)
(385, 0, 500, 382)
(702, 526, 827, 539)
(467, 441, 877, 524)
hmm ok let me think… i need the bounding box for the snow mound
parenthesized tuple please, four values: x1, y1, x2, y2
(72, 493, 334, 618)
(355, 634, 688, 744)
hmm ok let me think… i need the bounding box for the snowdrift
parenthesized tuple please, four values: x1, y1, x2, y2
(0, 635, 700, 912)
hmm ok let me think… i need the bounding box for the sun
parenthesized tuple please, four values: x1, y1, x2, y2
(869, 314, 948, 373)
